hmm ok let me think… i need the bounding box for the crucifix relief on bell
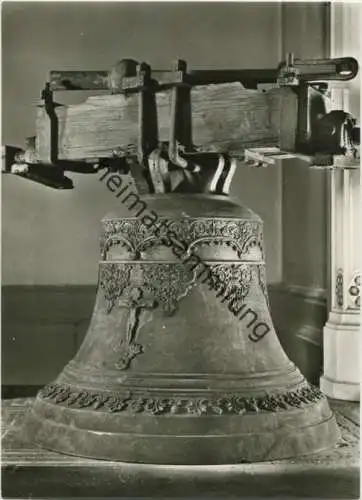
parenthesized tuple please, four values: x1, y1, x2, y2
(114, 286, 157, 370)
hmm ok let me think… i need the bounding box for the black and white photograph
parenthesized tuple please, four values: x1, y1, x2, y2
(1, 1, 361, 498)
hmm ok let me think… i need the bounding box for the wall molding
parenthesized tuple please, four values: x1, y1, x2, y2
(2, 284, 97, 324)
(269, 282, 327, 305)
(295, 324, 323, 348)
(269, 282, 327, 338)
(2, 283, 327, 389)
(268, 282, 327, 385)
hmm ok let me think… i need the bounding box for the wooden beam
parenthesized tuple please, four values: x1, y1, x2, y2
(35, 83, 299, 162)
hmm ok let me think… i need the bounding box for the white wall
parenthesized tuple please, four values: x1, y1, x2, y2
(331, 2, 360, 117)
(281, 2, 330, 291)
(2, 2, 283, 285)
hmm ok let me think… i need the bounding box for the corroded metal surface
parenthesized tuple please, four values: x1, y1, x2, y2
(21, 194, 340, 464)
(1, 398, 359, 498)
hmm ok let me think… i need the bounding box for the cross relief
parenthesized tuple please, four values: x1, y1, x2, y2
(115, 286, 157, 370)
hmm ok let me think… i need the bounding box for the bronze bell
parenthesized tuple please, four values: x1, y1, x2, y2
(21, 192, 339, 464)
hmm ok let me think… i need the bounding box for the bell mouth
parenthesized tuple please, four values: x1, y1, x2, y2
(21, 391, 339, 465)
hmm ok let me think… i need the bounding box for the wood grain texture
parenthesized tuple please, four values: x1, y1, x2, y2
(36, 105, 66, 163)
(35, 84, 298, 161)
(278, 88, 299, 151)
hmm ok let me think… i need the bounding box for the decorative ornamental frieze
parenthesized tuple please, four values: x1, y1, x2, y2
(38, 383, 325, 416)
(334, 270, 360, 310)
(99, 262, 198, 317)
(101, 218, 264, 260)
(335, 269, 344, 309)
(348, 272, 360, 309)
(142, 264, 197, 315)
(99, 264, 131, 313)
(99, 261, 258, 319)
(205, 263, 253, 303)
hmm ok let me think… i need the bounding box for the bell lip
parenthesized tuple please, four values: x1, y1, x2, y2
(19, 396, 340, 465)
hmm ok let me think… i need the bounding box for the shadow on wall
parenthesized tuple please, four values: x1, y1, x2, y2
(1, 282, 326, 397)
(2, 1, 283, 286)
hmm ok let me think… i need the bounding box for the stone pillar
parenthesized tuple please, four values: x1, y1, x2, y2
(320, 2, 361, 400)
(320, 149, 360, 400)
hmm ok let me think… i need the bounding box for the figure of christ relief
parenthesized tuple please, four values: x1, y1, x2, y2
(115, 287, 157, 369)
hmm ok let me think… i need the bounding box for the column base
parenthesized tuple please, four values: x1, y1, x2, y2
(320, 376, 360, 401)
(321, 311, 360, 402)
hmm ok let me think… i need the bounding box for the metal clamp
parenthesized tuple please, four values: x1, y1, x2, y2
(38, 82, 59, 164)
(277, 54, 359, 86)
(168, 59, 195, 171)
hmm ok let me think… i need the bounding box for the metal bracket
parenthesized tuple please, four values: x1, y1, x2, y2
(277, 54, 359, 86)
(38, 82, 60, 164)
(168, 59, 194, 171)
(243, 146, 359, 170)
(244, 147, 297, 167)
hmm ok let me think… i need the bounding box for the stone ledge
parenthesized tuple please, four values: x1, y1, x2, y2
(1, 398, 359, 499)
